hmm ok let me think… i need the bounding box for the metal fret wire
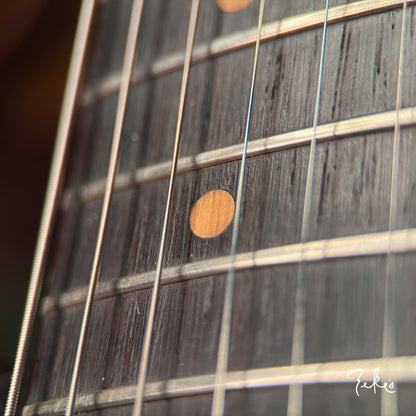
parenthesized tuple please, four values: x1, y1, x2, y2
(11, 2, 412, 412)
(131, 1, 200, 415)
(64, 0, 145, 414)
(60, 107, 416, 209)
(4, 1, 95, 415)
(39, 227, 416, 314)
(21, 355, 416, 415)
(381, 2, 408, 415)
(81, 0, 416, 107)
(7, 3, 412, 415)
(211, 2, 265, 415)
(287, 1, 330, 415)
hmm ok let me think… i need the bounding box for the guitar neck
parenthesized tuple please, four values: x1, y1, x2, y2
(12, 0, 416, 415)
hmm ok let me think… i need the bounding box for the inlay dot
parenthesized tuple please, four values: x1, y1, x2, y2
(190, 190, 235, 238)
(216, 0, 254, 13)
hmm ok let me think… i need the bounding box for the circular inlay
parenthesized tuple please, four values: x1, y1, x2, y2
(190, 190, 235, 238)
(216, 0, 254, 13)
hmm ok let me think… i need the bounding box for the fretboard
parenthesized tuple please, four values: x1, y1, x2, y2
(19, 0, 416, 415)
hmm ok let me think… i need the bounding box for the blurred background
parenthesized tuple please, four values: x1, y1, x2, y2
(0, 0, 81, 406)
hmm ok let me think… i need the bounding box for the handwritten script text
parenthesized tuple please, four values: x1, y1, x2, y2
(346, 368, 396, 397)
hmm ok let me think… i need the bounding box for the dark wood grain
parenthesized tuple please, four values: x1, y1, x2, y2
(22, 0, 416, 414)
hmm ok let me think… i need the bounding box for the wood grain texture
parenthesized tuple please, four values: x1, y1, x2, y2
(23, 0, 416, 414)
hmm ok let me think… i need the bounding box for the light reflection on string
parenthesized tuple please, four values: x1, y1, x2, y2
(131, 1, 200, 415)
(210, 1, 265, 415)
(287, 1, 330, 415)
(64, 0, 146, 414)
(4, 1, 96, 415)
(381, 2, 408, 416)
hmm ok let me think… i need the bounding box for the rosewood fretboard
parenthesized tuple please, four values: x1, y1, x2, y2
(17, 0, 416, 414)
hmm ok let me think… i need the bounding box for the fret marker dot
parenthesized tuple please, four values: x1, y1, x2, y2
(190, 190, 235, 239)
(216, 0, 254, 13)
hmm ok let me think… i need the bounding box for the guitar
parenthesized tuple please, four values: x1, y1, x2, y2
(6, 0, 416, 414)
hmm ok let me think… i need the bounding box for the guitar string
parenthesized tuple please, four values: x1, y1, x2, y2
(210, 1, 265, 415)
(10, 4, 407, 416)
(36, 226, 416, 315)
(3, 1, 96, 415)
(381, 2, 408, 415)
(287, 1, 330, 415)
(131, 1, 200, 415)
(20, 352, 416, 414)
(64, 0, 146, 414)
(59, 106, 416, 209)
(20, 354, 416, 415)
(81, 0, 416, 108)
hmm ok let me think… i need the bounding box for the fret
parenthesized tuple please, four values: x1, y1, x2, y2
(41, 227, 416, 314)
(61, 106, 416, 209)
(81, 0, 416, 106)
(22, 355, 416, 415)
(21, 0, 416, 413)
(65, 6, 408, 192)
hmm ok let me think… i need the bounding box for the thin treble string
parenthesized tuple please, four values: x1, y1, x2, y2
(210, 1, 265, 415)
(287, 1, 330, 416)
(4, 1, 96, 415)
(64, 0, 146, 414)
(131, 1, 200, 415)
(381, 2, 407, 416)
